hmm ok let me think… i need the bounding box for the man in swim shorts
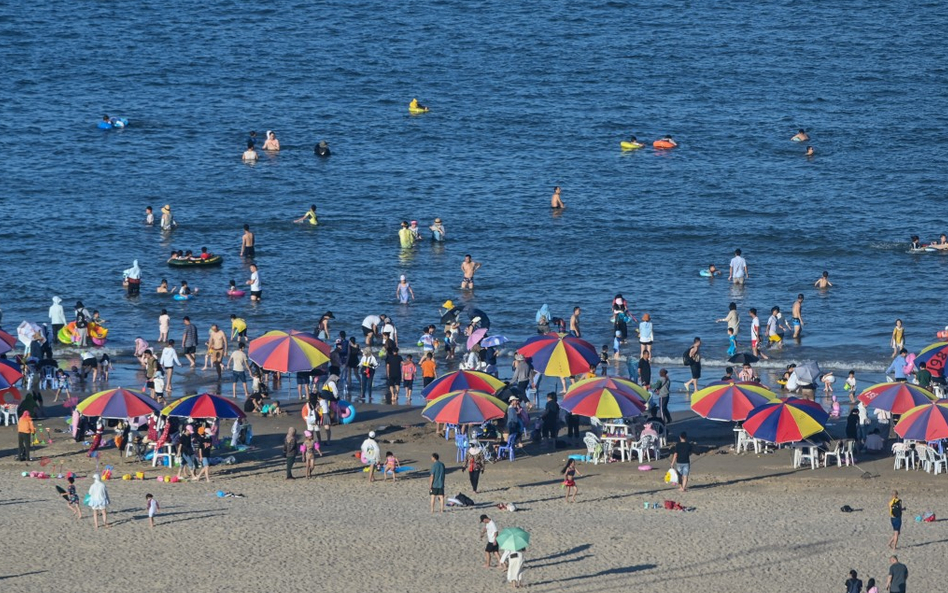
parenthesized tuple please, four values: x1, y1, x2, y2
(728, 249, 748, 285)
(791, 294, 804, 338)
(181, 316, 198, 367)
(240, 224, 255, 258)
(247, 264, 261, 301)
(461, 255, 481, 289)
(207, 324, 228, 380)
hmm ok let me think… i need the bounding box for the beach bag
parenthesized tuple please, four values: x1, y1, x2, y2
(682, 349, 693, 366)
(456, 493, 475, 507)
(664, 468, 679, 484)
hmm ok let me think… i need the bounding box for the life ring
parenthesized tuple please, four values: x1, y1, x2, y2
(172, 294, 192, 301)
(339, 400, 357, 425)
(653, 140, 677, 149)
(91, 337, 107, 346)
(620, 141, 644, 150)
(408, 107, 429, 114)
(227, 290, 246, 297)
(699, 270, 715, 277)
(638, 465, 652, 471)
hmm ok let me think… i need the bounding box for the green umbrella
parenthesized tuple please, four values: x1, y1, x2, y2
(497, 527, 530, 551)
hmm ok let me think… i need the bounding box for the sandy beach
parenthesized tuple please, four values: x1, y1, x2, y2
(2, 398, 943, 593)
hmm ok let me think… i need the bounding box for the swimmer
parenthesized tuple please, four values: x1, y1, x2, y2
(660, 135, 677, 147)
(409, 220, 421, 242)
(409, 98, 427, 111)
(805, 145, 815, 157)
(398, 221, 414, 249)
(247, 130, 257, 147)
(429, 218, 446, 241)
(145, 206, 154, 226)
(910, 235, 922, 250)
(160, 205, 176, 231)
(791, 129, 809, 142)
(262, 130, 280, 151)
(314, 140, 330, 157)
(814, 270, 833, 288)
(627, 135, 641, 146)
(461, 254, 482, 290)
(551, 186, 565, 209)
(395, 275, 415, 304)
(704, 264, 721, 276)
(178, 281, 198, 296)
(156, 279, 170, 294)
(242, 141, 258, 162)
(930, 234, 948, 250)
(294, 205, 319, 226)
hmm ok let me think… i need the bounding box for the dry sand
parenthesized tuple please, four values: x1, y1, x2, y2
(1, 397, 944, 593)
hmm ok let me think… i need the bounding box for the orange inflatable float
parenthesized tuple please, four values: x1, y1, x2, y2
(653, 139, 677, 149)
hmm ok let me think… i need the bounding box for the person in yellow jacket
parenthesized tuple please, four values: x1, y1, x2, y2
(18, 411, 35, 461)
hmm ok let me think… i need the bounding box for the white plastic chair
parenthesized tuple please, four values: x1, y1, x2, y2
(892, 443, 913, 470)
(926, 447, 947, 475)
(1, 405, 17, 426)
(583, 432, 603, 464)
(630, 435, 659, 463)
(151, 443, 174, 468)
(840, 439, 855, 466)
(794, 445, 817, 469)
(823, 441, 843, 467)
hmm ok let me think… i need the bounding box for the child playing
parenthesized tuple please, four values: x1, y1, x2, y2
(303, 430, 322, 478)
(727, 327, 738, 357)
(145, 493, 159, 527)
(444, 326, 457, 360)
(844, 370, 857, 402)
(822, 371, 835, 394)
(53, 369, 71, 402)
(420, 351, 437, 388)
(383, 451, 400, 482)
(401, 355, 417, 404)
(562, 459, 581, 503)
(97, 353, 113, 382)
(66, 475, 81, 519)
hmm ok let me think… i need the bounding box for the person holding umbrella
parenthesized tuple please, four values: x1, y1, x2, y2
(498, 527, 529, 588)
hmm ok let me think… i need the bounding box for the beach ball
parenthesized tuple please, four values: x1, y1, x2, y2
(163, 476, 170, 483)
(21, 471, 28, 477)
(216, 490, 225, 498)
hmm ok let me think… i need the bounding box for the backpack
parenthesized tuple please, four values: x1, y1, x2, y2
(682, 348, 693, 366)
(456, 493, 475, 507)
(76, 309, 88, 329)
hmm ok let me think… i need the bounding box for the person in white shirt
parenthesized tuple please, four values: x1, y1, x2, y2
(638, 313, 653, 356)
(480, 514, 501, 567)
(381, 315, 398, 347)
(361, 431, 381, 482)
(361, 314, 382, 346)
(728, 248, 748, 284)
(247, 264, 262, 302)
(48, 296, 66, 340)
(160, 340, 182, 391)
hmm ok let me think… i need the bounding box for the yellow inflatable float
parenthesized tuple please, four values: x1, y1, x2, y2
(409, 98, 429, 114)
(58, 321, 108, 346)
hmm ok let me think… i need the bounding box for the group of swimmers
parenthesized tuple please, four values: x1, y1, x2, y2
(910, 234, 948, 251)
(398, 219, 447, 247)
(166, 248, 217, 262)
(241, 130, 331, 162)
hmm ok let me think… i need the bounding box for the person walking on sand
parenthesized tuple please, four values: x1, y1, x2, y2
(481, 514, 502, 567)
(728, 248, 748, 285)
(669, 432, 694, 492)
(362, 431, 381, 482)
(160, 340, 181, 391)
(283, 427, 298, 480)
(87, 473, 110, 530)
(17, 411, 35, 461)
(464, 445, 486, 494)
(240, 224, 255, 258)
(145, 493, 159, 528)
(888, 490, 905, 549)
(65, 475, 81, 519)
(886, 556, 908, 593)
(461, 255, 482, 290)
(845, 570, 863, 593)
(501, 546, 526, 588)
(228, 342, 250, 398)
(562, 458, 581, 502)
(207, 324, 228, 380)
(429, 452, 446, 513)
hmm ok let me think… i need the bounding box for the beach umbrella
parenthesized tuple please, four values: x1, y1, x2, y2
(421, 390, 507, 424)
(560, 388, 646, 419)
(16, 321, 42, 347)
(566, 376, 650, 405)
(517, 333, 599, 377)
(161, 393, 246, 419)
(248, 330, 330, 373)
(0, 359, 24, 389)
(422, 370, 506, 400)
(857, 382, 936, 415)
(0, 387, 22, 405)
(468, 308, 491, 329)
(466, 328, 488, 350)
(492, 383, 525, 404)
(727, 353, 759, 364)
(76, 388, 162, 419)
(742, 397, 828, 444)
(793, 361, 822, 384)
(0, 329, 15, 355)
(894, 402, 948, 441)
(440, 306, 464, 324)
(690, 381, 779, 422)
(480, 335, 508, 348)
(915, 342, 948, 377)
(497, 527, 530, 552)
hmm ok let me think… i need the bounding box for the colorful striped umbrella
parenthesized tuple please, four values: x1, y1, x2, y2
(248, 330, 331, 373)
(421, 390, 507, 424)
(0, 359, 23, 389)
(894, 402, 948, 441)
(422, 370, 506, 401)
(560, 384, 646, 419)
(0, 387, 22, 405)
(857, 382, 936, 415)
(76, 388, 162, 419)
(0, 329, 15, 355)
(742, 397, 828, 443)
(913, 342, 948, 377)
(691, 381, 779, 422)
(161, 393, 246, 419)
(566, 376, 650, 404)
(517, 333, 599, 377)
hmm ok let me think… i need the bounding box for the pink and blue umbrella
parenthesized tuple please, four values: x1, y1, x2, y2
(517, 333, 600, 377)
(248, 330, 331, 373)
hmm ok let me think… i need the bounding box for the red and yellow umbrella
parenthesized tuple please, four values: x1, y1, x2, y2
(857, 382, 936, 415)
(894, 402, 948, 441)
(76, 388, 162, 419)
(421, 390, 507, 424)
(422, 370, 506, 401)
(914, 342, 948, 378)
(691, 381, 779, 422)
(0, 359, 23, 389)
(517, 333, 599, 377)
(161, 393, 246, 419)
(560, 385, 646, 419)
(742, 397, 828, 444)
(248, 330, 331, 373)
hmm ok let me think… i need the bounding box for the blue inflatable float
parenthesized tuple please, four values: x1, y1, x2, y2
(98, 117, 129, 130)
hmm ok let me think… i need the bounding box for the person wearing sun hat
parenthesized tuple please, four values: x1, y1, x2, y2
(160, 205, 176, 231)
(430, 217, 446, 241)
(314, 140, 330, 157)
(361, 431, 381, 482)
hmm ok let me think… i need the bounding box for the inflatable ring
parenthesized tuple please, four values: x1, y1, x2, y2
(638, 465, 652, 471)
(620, 141, 644, 150)
(172, 294, 192, 301)
(168, 255, 223, 268)
(699, 270, 713, 277)
(227, 290, 246, 297)
(653, 140, 676, 149)
(58, 323, 76, 345)
(339, 400, 357, 425)
(91, 337, 107, 346)
(408, 107, 429, 114)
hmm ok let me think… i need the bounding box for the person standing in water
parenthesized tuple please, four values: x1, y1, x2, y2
(791, 129, 809, 142)
(791, 294, 804, 339)
(240, 224, 255, 258)
(262, 130, 280, 151)
(398, 221, 414, 249)
(569, 307, 582, 338)
(246, 264, 262, 302)
(145, 206, 154, 225)
(551, 186, 565, 209)
(294, 205, 318, 225)
(160, 205, 176, 231)
(242, 142, 258, 162)
(728, 249, 748, 285)
(814, 271, 833, 288)
(891, 319, 904, 358)
(314, 140, 330, 157)
(429, 218, 446, 241)
(461, 255, 482, 289)
(123, 260, 142, 297)
(395, 275, 414, 304)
